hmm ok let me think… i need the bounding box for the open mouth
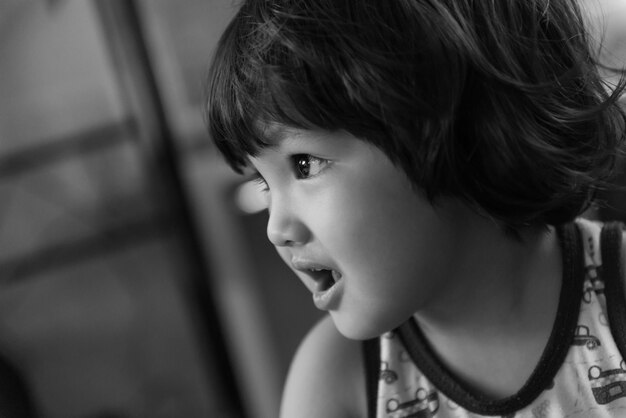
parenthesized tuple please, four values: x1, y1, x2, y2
(309, 268, 342, 292)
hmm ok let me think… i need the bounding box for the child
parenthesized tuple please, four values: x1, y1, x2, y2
(206, 0, 626, 416)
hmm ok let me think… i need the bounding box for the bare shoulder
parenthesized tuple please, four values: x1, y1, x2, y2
(280, 315, 367, 418)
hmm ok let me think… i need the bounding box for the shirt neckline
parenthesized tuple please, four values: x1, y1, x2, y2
(396, 223, 584, 416)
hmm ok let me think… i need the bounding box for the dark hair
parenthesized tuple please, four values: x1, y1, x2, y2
(206, 0, 626, 229)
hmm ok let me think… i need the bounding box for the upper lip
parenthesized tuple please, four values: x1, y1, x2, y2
(290, 258, 338, 292)
(291, 259, 334, 272)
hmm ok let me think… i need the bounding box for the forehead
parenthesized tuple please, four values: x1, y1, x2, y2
(255, 123, 338, 151)
(259, 122, 328, 144)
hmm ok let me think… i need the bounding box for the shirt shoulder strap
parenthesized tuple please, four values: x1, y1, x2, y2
(600, 221, 626, 355)
(362, 338, 380, 418)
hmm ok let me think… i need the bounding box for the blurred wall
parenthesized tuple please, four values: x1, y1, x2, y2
(0, 1, 239, 417)
(0, 1, 322, 418)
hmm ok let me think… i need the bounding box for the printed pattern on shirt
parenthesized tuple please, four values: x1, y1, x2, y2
(376, 219, 626, 417)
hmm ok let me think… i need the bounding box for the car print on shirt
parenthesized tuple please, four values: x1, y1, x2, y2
(583, 266, 604, 303)
(398, 350, 411, 363)
(380, 361, 398, 384)
(385, 388, 439, 417)
(588, 360, 626, 405)
(573, 325, 601, 350)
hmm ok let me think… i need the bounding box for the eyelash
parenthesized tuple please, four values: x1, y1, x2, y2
(250, 154, 330, 192)
(251, 173, 269, 192)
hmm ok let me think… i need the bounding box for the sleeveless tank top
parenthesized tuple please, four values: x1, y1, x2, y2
(363, 219, 626, 418)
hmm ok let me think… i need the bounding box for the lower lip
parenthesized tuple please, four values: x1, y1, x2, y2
(312, 277, 343, 311)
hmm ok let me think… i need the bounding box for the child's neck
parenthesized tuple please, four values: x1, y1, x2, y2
(415, 220, 562, 399)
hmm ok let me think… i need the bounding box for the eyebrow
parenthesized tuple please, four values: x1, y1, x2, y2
(261, 125, 301, 147)
(261, 125, 330, 149)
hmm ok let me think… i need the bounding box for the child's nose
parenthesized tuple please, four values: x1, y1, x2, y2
(266, 201, 310, 247)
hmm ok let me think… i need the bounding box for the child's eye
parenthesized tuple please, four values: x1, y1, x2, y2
(291, 154, 329, 179)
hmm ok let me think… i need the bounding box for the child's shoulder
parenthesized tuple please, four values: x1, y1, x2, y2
(280, 315, 366, 418)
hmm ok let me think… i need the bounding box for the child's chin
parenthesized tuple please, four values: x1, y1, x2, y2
(330, 313, 390, 341)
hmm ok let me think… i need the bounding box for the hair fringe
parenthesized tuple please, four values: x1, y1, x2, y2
(205, 0, 626, 230)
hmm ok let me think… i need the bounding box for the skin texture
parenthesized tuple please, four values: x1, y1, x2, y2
(249, 127, 569, 417)
(249, 126, 559, 335)
(250, 127, 467, 340)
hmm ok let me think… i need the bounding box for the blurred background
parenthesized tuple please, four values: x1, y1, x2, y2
(0, 1, 624, 418)
(0, 1, 321, 417)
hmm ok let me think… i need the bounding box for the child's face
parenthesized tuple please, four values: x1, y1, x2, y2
(249, 127, 464, 339)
